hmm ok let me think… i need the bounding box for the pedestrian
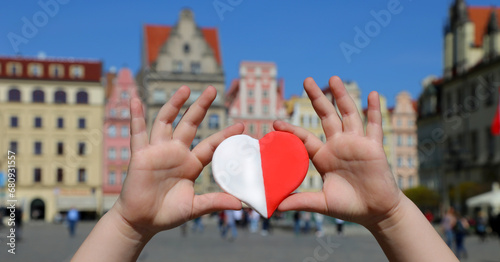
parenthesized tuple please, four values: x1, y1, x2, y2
(293, 211, 301, 235)
(73, 77, 459, 261)
(454, 214, 469, 259)
(476, 211, 487, 242)
(192, 216, 204, 234)
(314, 213, 324, 237)
(222, 210, 237, 241)
(441, 207, 456, 248)
(218, 211, 225, 236)
(335, 218, 345, 236)
(249, 209, 260, 233)
(261, 217, 271, 236)
(67, 207, 80, 237)
(303, 212, 312, 234)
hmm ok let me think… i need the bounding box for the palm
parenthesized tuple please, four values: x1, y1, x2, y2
(275, 76, 401, 228)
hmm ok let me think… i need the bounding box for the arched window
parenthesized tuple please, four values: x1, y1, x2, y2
(8, 88, 21, 102)
(208, 114, 219, 129)
(76, 91, 88, 104)
(54, 90, 66, 104)
(32, 90, 45, 103)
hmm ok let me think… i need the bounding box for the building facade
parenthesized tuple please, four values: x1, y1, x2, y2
(137, 9, 226, 193)
(102, 68, 139, 211)
(226, 62, 287, 139)
(0, 56, 104, 222)
(418, 0, 500, 211)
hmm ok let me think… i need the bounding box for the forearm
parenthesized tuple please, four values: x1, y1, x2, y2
(366, 196, 457, 262)
(72, 208, 154, 262)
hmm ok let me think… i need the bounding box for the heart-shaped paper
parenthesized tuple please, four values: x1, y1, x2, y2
(212, 131, 309, 218)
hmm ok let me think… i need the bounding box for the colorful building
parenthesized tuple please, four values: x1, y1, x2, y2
(102, 68, 139, 211)
(225, 61, 288, 139)
(137, 9, 226, 193)
(0, 56, 104, 222)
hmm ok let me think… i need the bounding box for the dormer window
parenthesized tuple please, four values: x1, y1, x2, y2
(70, 65, 84, 79)
(28, 63, 43, 77)
(184, 44, 190, 54)
(7, 62, 22, 76)
(191, 62, 201, 74)
(49, 64, 64, 78)
(173, 61, 183, 73)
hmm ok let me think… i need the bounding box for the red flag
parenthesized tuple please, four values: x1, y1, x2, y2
(492, 87, 500, 136)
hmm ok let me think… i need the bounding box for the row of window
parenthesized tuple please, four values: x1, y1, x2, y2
(247, 89, 270, 99)
(396, 135, 415, 147)
(7, 88, 89, 104)
(2, 62, 85, 79)
(9, 167, 87, 184)
(107, 147, 130, 160)
(107, 170, 127, 185)
(396, 155, 416, 168)
(10, 116, 86, 129)
(166, 114, 219, 130)
(172, 61, 201, 74)
(9, 141, 88, 156)
(247, 123, 270, 135)
(247, 104, 269, 115)
(397, 175, 416, 189)
(107, 125, 129, 138)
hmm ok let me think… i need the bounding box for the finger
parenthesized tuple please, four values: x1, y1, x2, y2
(173, 86, 217, 146)
(329, 76, 364, 135)
(129, 97, 148, 153)
(191, 192, 242, 219)
(366, 91, 383, 144)
(150, 86, 190, 144)
(277, 192, 328, 214)
(192, 122, 245, 166)
(273, 120, 323, 160)
(303, 77, 343, 137)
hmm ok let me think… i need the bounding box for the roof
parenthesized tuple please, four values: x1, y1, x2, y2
(468, 7, 500, 47)
(143, 24, 222, 66)
(0, 56, 102, 82)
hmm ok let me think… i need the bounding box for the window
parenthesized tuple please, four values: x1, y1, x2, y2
(397, 175, 403, 188)
(57, 142, 64, 155)
(407, 136, 413, 146)
(209, 114, 219, 129)
(262, 124, 269, 134)
(78, 118, 86, 129)
(29, 63, 43, 77)
(396, 119, 402, 127)
(76, 91, 88, 104)
(7, 62, 22, 76)
(189, 91, 202, 103)
(263, 105, 269, 114)
(408, 176, 414, 188)
(110, 109, 116, 117)
(49, 64, 64, 78)
(397, 135, 403, 146)
(57, 117, 64, 128)
(78, 168, 86, 183)
(184, 43, 190, 54)
(69, 65, 84, 79)
(397, 156, 403, 167)
(9, 141, 18, 153)
(34, 142, 42, 155)
(248, 105, 254, 114)
(263, 90, 269, 98)
(173, 61, 183, 73)
(54, 90, 66, 104)
(249, 123, 255, 134)
(191, 62, 201, 74)
(121, 147, 129, 160)
(108, 148, 116, 160)
(121, 109, 129, 118)
(108, 171, 116, 185)
(34, 168, 42, 183)
(10, 116, 18, 127)
(121, 126, 129, 137)
(173, 114, 182, 128)
(121, 171, 127, 184)
(408, 156, 414, 168)
(34, 117, 42, 128)
(8, 88, 21, 102)
(248, 90, 254, 97)
(408, 120, 414, 127)
(32, 90, 45, 103)
(121, 91, 129, 100)
(57, 168, 64, 182)
(153, 89, 165, 103)
(108, 125, 116, 137)
(78, 142, 85, 156)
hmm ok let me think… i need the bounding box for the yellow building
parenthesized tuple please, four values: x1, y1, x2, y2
(0, 56, 104, 222)
(288, 92, 324, 192)
(379, 95, 394, 172)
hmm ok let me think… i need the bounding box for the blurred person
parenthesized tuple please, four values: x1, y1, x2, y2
(261, 217, 271, 236)
(67, 207, 80, 237)
(222, 210, 237, 241)
(314, 213, 324, 237)
(335, 218, 345, 236)
(475, 211, 487, 242)
(249, 209, 260, 233)
(424, 209, 434, 223)
(441, 207, 456, 248)
(293, 211, 301, 235)
(192, 216, 204, 234)
(218, 211, 225, 236)
(73, 78, 459, 262)
(453, 214, 469, 259)
(233, 209, 243, 227)
(303, 212, 312, 234)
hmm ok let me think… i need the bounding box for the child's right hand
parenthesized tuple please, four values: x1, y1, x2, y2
(275, 76, 402, 230)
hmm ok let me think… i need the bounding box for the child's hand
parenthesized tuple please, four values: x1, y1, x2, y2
(115, 86, 243, 236)
(274, 76, 402, 229)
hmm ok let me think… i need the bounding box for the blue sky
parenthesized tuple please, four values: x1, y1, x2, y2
(1, 0, 498, 107)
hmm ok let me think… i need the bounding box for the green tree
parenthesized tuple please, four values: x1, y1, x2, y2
(403, 186, 440, 210)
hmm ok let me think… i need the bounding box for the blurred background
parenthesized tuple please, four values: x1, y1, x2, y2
(0, 0, 499, 261)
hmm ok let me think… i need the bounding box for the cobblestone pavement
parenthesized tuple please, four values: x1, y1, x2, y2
(0, 218, 499, 262)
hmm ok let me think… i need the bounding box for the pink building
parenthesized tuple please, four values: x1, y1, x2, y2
(102, 68, 139, 211)
(226, 62, 287, 139)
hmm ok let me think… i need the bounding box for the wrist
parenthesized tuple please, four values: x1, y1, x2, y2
(363, 192, 409, 235)
(106, 205, 156, 246)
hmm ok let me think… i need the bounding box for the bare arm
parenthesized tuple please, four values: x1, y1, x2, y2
(72, 86, 244, 261)
(275, 76, 457, 262)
